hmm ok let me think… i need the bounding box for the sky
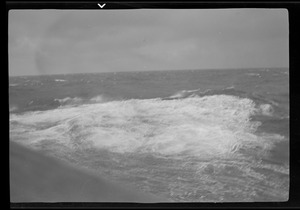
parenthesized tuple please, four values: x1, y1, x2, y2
(9, 9, 289, 76)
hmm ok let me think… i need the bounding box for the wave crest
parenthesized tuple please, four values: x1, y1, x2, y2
(10, 94, 284, 160)
(54, 95, 107, 106)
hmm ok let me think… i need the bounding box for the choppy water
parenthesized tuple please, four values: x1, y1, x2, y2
(9, 68, 289, 202)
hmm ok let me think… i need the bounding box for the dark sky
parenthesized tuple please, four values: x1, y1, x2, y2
(9, 9, 288, 76)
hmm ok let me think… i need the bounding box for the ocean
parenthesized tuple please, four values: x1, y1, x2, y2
(9, 68, 289, 202)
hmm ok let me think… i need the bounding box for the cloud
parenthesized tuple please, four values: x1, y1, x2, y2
(9, 9, 288, 76)
(136, 39, 198, 63)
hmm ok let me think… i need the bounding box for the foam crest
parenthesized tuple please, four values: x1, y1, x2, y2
(10, 95, 283, 159)
(54, 95, 107, 106)
(258, 104, 274, 116)
(168, 89, 201, 99)
(89, 95, 106, 103)
(55, 79, 67, 82)
(54, 97, 83, 105)
(246, 73, 261, 77)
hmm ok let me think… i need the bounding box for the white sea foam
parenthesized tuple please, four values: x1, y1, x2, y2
(223, 86, 235, 90)
(246, 73, 261, 77)
(54, 97, 83, 105)
(89, 95, 106, 103)
(168, 88, 201, 99)
(258, 104, 274, 116)
(54, 95, 106, 106)
(10, 95, 283, 159)
(168, 91, 187, 99)
(55, 79, 66, 82)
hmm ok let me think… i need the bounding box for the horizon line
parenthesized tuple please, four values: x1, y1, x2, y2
(9, 66, 289, 77)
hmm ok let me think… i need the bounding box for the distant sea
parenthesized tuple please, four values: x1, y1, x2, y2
(9, 68, 289, 202)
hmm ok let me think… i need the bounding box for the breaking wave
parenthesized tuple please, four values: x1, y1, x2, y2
(9, 92, 289, 202)
(246, 73, 261, 77)
(54, 95, 107, 106)
(10, 94, 283, 159)
(54, 79, 67, 82)
(165, 88, 276, 117)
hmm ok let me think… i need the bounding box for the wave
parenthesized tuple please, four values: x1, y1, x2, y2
(54, 97, 83, 105)
(258, 104, 274, 116)
(246, 73, 261, 77)
(164, 88, 275, 117)
(165, 86, 248, 99)
(167, 88, 202, 99)
(54, 95, 107, 106)
(55, 79, 67, 82)
(10, 94, 284, 159)
(18, 85, 279, 119)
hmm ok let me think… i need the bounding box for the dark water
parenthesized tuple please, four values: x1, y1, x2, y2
(9, 68, 289, 202)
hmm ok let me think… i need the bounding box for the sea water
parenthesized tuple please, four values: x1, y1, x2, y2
(9, 68, 289, 202)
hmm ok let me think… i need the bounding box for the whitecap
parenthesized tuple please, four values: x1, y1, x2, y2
(10, 95, 284, 159)
(258, 104, 274, 116)
(89, 95, 105, 103)
(223, 86, 235, 90)
(55, 79, 66, 82)
(54, 95, 108, 106)
(168, 88, 201, 99)
(54, 97, 83, 105)
(246, 73, 261, 77)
